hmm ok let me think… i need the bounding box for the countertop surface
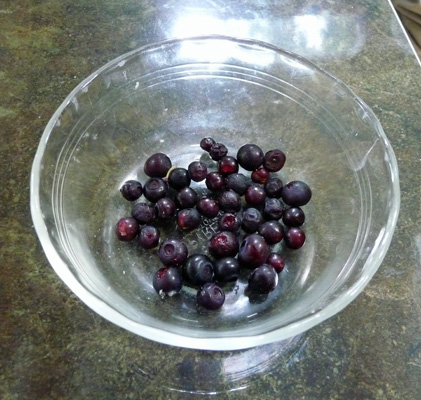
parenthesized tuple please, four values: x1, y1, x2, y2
(1, 1, 420, 399)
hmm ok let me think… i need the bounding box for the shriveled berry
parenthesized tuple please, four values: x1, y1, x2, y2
(267, 252, 285, 273)
(143, 177, 168, 202)
(188, 161, 208, 182)
(155, 197, 176, 220)
(218, 156, 239, 175)
(238, 233, 269, 269)
(177, 208, 202, 232)
(132, 202, 156, 224)
(225, 172, 249, 195)
(197, 283, 225, 310)
(264, 177, 283, 198)
(241, 207, 263, 233)
(251, 166, 270, 184)
(218, 190, 241, 213)
(248, 264, 278, 294)
(237, 143, 264, 171)
(115, 217, 139, 241)
(138, 225, 160, 249)
(205, 171, 225, 192)
(208, 231, 239, 258)
(258, 220, 284, 245)
(284, 227, 306, 249)
(200, 137, 216, 151)
(214, 257, 240, 283)
(168, 167, 191, 190)
(282, 207, 305, 227)
(197, 196, 220, 218)
(262, 198, 284, 220)
(183, 254, 214, 286)
(281, 180, 312, 206)
(120, 180, 142, 201)
(245, 184, 266, 206)
(144, 153, 172, 178)
(153, 266, 183, 298)
(218, 212, 241, 232)
(263, 149, 286, 172)
(209, 142, 228, 161)
(158, 238, 188, 266)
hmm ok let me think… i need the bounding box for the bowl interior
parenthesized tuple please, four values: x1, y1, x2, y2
(31, 36, 399, 350)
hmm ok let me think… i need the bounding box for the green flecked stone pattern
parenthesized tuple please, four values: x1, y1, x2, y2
(1, 0, 420, 399)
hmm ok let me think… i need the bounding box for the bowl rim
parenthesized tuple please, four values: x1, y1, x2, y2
(30, 35, 400, 350)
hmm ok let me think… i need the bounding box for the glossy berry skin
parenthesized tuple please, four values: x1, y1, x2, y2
(153, 266, 183, 298)
(214, 257, 240, 283)
(176, 187, 198, 209)
(248, 264, 278, 294)
(238, 233, 269, 269)
(132, 202, 156, 224)
(209, 142, 228, 161)
(120, 180, 143, 201)
(168, 167, 191, 190)
(158, 238, 188, 267)
(183, 254, 214, 286)
(225, 173, 249, 195)
(236, 143, 264, 171)
(208, 231, 239, 258)
(267, 252, 285, 273)
(218, 156, 239, 175)
(251, 167, 270, 184)
(283, 207, 305, 227)
(258, 220, 284, 245)
(197, 283, 225, 310)
(115, 217, 139, 241)
(263, 149, 286, 172)
(262, 198, 284, 221)
(155, 197, 177, 220)
(144, 152, 172, 178)
(200, 137, 216, 151)
(284, 227, 306, 249)
(177, 208, 202, 232)
(218, 212, 241, 232)
(138, 225, 160, 249)
(281, 180, 312, 206)
(241, 207, 263, 233)
(143, 177, 168, 202)
(188, 161, 208, 182)
(218, 190, 241, 213)
(205, 171, 225, 192)
(264, 177, 283, 198)
(196, 196, 220, 218)
(245, 184, 266, 206)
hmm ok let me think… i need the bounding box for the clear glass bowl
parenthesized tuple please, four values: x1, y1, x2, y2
(30, 36, 400, 351)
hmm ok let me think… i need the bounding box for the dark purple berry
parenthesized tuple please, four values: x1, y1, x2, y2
(205, 171, 225, 192)
(282, 207, 305, 227)
(213, 257, 240, 283)
(155, 197, 176, 220)
(209, 142, 228, 161)
(218, 156, 239, 175)
(188, 161, 208, 182)
(264, 177, 283, 198)
(132, 202, 156, 224)
(115, 217, 139, 241)
(284, 227, 306, 249)
(241, 207, 263, 233)
(168, 167, 191, 190)
(251, 167, 270, 184)
(196, 196, 220, 218)
(183, 254, 214, 286)
(217, 190, 241, 213)
(176, 186, 198, 209)
(245, 184, 266, 206)
(258, 220, 284, 245)
(236, 143, 264, 171)
(218, 212, 241, 232)
(263, 149, 286, 172)
(138, 225, 160, 249)
(267, 252, 285, 273)
(158, 238, 188, 267)
(177, 208, 202, 232)
(143, 177, 168, 202)
(248, 264, 278, 294)
(197, 283, 225, 310)
(153, 266, 183, 298)
(262, 198, 284, 220)
(144, 153, 172, 177)
(238, 233, 269, 269)
(281, 180, 312, 206)
(208, 231, 239, 258)
(225, 172, 249, 195)
(200, 137, 216, 152)
(120, 180, 142, 201)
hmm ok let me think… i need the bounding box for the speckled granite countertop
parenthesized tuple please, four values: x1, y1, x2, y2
(1, 1, 420, 399)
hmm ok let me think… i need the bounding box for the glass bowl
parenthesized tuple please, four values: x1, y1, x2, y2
(30, 36, 400, 351)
